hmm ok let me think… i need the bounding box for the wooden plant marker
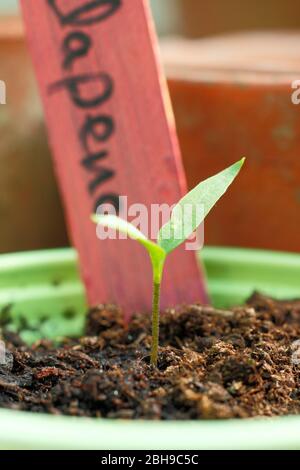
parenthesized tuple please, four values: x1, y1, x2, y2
(20, 0, 208, 315)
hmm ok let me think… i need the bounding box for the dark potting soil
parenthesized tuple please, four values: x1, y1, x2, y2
(1, 292, 300, 420)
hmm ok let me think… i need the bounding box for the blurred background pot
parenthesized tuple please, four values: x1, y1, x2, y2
(0, 12, 68, 253)
(0, 1, 181, 255)
(179, 0, 300, 37)
(162, 32, 300, 252)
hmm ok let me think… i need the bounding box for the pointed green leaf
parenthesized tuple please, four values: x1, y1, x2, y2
(158, 158, 245, 254)
(91, 214, 166, 282)
(91, 214, 155, 252)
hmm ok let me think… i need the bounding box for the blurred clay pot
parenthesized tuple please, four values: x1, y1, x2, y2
(179, 0, 300, 37)
(162, 33, 300, 252)
(0, 16, 68, 253)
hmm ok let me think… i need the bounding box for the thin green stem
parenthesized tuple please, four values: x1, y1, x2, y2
(149, 251, 165, 367)
(150, 281, 161, 367)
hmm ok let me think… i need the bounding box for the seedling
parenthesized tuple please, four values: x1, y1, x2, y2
(92, 158, 245, 366)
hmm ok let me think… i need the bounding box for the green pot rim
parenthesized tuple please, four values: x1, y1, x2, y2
(0, 246, 300, 450)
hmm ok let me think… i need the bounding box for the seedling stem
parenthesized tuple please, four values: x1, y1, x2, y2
(92, 158, 245, 366)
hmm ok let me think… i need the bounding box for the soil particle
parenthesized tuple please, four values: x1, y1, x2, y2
(0, 292, 300, 419)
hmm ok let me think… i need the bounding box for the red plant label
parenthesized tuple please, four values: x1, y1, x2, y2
(21, 0, 208, 315)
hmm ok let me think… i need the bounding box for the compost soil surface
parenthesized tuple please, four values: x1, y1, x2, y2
(1, 292, 300, 419)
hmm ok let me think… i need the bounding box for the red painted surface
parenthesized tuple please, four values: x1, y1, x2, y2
(20, 0, 207, 315)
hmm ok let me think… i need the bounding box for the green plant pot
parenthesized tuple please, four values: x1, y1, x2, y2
(0, 246, 300, 449)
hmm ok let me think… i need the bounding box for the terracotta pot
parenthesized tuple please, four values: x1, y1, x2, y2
(179, 0, 300, 37)
(0, 16, 68, 253)
(162, 33, 300, 252)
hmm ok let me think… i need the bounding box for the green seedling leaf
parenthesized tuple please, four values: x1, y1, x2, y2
(158, 158, 245, 254)
(91, 158, 245, 366)
(91, 214, 153, 250)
